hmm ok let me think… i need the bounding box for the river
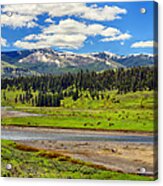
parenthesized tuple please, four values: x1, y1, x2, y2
(1, 127, 155, 144)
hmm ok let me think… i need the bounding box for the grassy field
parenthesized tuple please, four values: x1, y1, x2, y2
(2, 90, 157, 132)
(1, 89, 155, 109)
(1, 140, 153, 180)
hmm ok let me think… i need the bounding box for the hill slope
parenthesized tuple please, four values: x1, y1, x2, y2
(1, 60, 38, 77)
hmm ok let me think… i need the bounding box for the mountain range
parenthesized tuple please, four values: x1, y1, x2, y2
(1, 48, 157, 77)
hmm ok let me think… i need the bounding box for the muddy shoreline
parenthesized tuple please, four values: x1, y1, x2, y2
(16, 139, 157, 176)
(1, 125, 157, 176)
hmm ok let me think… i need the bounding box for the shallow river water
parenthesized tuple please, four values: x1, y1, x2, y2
(1, 128, 155, 144)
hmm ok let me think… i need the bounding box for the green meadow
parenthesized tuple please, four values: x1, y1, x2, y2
(2, 90, 157, 132)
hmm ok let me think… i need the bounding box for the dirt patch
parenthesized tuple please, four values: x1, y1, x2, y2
(16, 139, 157, 176)
(1, 108, 45, 118)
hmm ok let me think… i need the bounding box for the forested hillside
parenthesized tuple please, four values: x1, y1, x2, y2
(2, 66, 157, 107)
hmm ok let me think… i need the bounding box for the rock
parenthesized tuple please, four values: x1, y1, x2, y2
(111, 148, 117, 153)
(138, 167, 146, 174)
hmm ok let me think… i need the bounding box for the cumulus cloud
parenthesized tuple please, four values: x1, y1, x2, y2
(1, 13, 38, 28)
(42, 19, 105, 36)
(101, 33, 132, 42)
(24, 34, 40, 41)
(1, 3, 127, 28)
(101, 27, 120, 37)
(15, 34, 87, 50)
(15, 19, 100, 49)
(21, 19, 101, 49)
(47, 3, 127, 21)
(14, 18, 131, 50)
(131, 40, 158, 48)
(1, 37, 8, 47)
(81, 5, 127, 21)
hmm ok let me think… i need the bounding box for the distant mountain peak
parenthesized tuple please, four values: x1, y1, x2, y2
(127, 53, 155, 58)
(102, 51, 120, 58)
(1, 48, 156, 77)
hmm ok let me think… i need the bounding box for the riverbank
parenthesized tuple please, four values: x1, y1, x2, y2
(17, 139, 156, 175)
(1, 139, 156, 180)
(1, 126, 157, 176)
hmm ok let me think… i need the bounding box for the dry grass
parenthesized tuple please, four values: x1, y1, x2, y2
(15, 143, 122, 173)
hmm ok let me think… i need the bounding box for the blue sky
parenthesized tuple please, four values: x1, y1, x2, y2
(1, 1, 158, 55)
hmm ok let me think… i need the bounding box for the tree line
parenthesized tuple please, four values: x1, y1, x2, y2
(2, 66, 157, 107)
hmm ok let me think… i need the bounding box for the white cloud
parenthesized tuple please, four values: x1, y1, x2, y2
(14, 40, 44, 50)
(90, 4, 98, 8)
(47, 3, 127, 21)
(47, 3, 87, 18)
(131, 40, 158, 48)
(14, 18, 131, 50)
(1, 37, 8, 47)
(1, 13, 38, 28)
(44, 18, 54, 23)
(120, 42, 125, 46)
(101, 33, 132, 42)
(1, 3, 127, 28)
(49, 34, 87, 49)
(14, 18, 132, 50)
(101, 27, 120, 37)
(42, 19, 127, 40)
(81, 5, 127, 21)
(14, 34, 87, 50)
(43, 19, 105, 36)
(14, 19, 96, 49)
(24, 34, 40, 41)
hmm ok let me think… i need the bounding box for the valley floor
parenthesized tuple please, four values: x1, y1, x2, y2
(1, 91, 158, 180)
